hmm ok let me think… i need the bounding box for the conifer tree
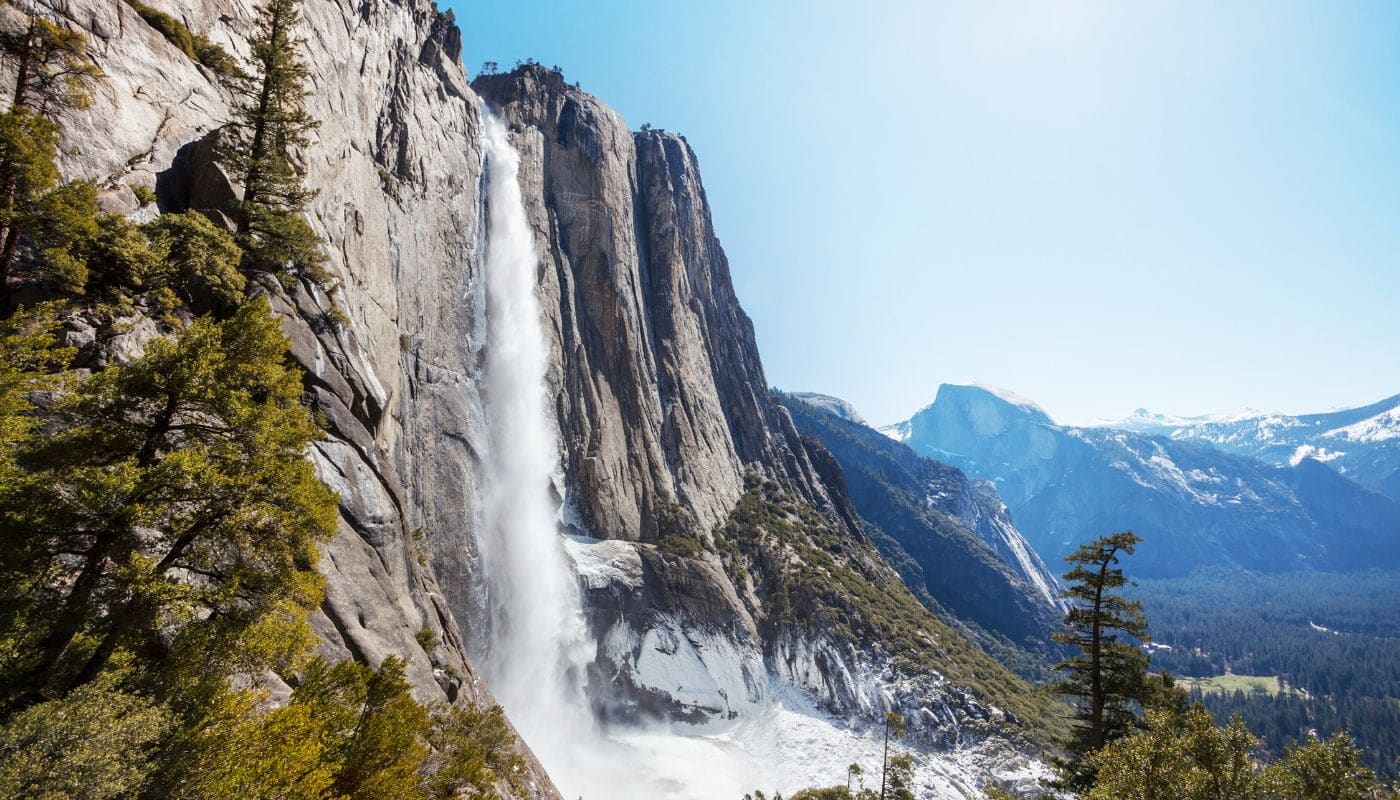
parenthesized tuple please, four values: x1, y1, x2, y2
(220, 0, 327, 284)
(0, 298, 337, 708)
(0, 12, 99, 296)
(1051, 531, 1152, 790)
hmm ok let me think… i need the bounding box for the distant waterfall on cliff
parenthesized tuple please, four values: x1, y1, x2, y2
(476, 110, 598, 792)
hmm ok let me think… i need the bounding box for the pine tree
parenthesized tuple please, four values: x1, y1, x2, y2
(1051, 531, 1152, 791)
(0, 668, 172, 800)
(0, 298, 337, 709)
(219, 0, 327, 284)
(0, 12, 100, 295)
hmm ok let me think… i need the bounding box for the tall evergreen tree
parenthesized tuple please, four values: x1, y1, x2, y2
(1052, 531, 1152, 790)
(0, 12, 99, 296)
(219, 0, 327, 284)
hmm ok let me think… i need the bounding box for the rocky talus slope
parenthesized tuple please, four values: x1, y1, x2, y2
(40, 0, 1056, 792)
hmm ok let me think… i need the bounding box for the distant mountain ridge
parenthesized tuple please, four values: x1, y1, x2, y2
(779, 392, 1063, 656)
(888, 384, 1400, 578)
(1098, 394, 1400, 502)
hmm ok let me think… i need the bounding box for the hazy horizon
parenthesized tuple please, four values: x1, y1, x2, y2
(451, 0, 1400, 428)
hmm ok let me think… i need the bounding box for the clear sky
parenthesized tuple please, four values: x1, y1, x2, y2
(447, 0, 1400, 427)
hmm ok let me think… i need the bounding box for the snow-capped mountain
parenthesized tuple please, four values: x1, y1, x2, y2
(890, 384, 1400, 577)
(1100, 394, 1400, 501)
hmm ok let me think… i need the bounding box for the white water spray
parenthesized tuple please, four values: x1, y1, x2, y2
(476, 110, 599, 792)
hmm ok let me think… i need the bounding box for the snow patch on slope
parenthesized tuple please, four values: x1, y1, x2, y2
(967, 383, 1052, 419)
(1326, 407, 1400, 444)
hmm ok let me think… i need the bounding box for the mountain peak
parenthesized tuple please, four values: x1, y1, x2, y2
(930, 383, 1055, 427)
(786, 391, 868, 425)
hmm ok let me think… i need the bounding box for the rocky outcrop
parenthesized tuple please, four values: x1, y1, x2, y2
(472, 67, 831, 547)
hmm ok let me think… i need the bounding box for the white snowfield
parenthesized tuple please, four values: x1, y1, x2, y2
(563, 536, 1051, 799)
(1326, 406, 1400, 444)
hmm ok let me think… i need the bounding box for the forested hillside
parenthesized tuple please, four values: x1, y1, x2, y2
(1132, 568, 1400, 780)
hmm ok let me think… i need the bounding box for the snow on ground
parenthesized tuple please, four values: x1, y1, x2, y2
(1289, 444, 1346, 466)
(880, 420, 912, 443)
(1325, 407, 1400, 444)
(967, 383, 1051, 420)
(571, 677, 1048, 800)
(564, 534, 644, 590)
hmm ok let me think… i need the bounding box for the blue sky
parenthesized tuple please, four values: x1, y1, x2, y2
(448, 0, 1400, 426)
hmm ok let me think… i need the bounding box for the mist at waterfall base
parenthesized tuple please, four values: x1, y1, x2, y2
(472, 111, 1026, 799)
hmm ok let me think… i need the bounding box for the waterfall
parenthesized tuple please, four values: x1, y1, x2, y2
(476, 109, 598, 794)
(473, 109, 823, 800)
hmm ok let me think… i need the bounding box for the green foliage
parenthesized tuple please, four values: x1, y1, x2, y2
(131, 184, 157, 206)
(789, 788, 866, 799)
(0, 669, 171, 800)
(0, 299, 337, 705)
(241, 205, 329, 285)
(159, 680, 336, 800)
(0, 303, 70, 466)
(1051, 531, 1155, 790)
(0, 15, 102, 113)
(0, 15, 102, 296)
(1087, 705, 1395, 800)
(144, 211, 246, 312)
(82, 211, 163, 299)
(885, 753, 915, 800)
(424, 703, 526, 798)
(219, 0, 328, 286)
(1264, 733, 1385, 800)
(654, 497, 705, 557)
(1088, 707, 1258, 800)
(311, 657, 431, 800)
(1131, 568, 1400, 780)
(714, 476, 1065, 746)
(0, 110, 99, 293)
(125, 1, 242, 79)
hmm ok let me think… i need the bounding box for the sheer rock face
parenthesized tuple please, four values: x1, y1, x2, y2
(472, 67, 862, 725)
(473, 67, 831, 545)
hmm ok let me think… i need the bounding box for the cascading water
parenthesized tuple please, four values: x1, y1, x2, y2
(475, 109, 600, 794)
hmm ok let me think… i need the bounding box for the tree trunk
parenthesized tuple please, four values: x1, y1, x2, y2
(20, 397, 180, 694)
(66, 518, 210, 691)
(1089, 552, 1109, 749)
(238, 17, 281, 236)
(26, 529, 119, 683)
(880, 718, 890, 799)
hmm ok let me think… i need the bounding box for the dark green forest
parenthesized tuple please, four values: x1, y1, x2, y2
(1131, 568, 1400, 780)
